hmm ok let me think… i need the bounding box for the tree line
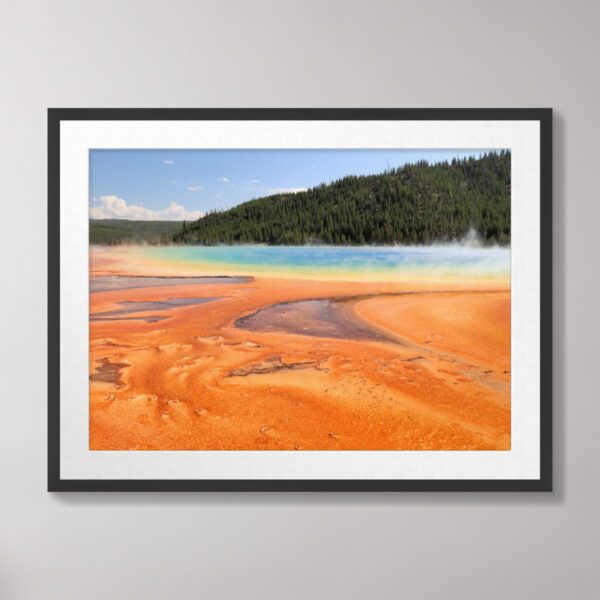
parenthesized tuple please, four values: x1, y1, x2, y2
(174, 151, 510, 246)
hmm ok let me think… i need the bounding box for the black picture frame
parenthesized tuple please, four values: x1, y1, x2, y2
(48, 108, 552, 492)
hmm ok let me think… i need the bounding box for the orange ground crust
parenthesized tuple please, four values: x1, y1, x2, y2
(89, 275, 510, 451)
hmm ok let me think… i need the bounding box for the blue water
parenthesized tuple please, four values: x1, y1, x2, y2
(134, 244, 510, 281)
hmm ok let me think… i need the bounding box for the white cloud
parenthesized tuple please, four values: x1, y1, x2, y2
(163, 159, 174, 165)
(249, 179, 261, 183)
(269, 187, 308, 195)
(187, 185, 202, 191)
(90, 195, 204, 221)
(218, 176, 230, 183)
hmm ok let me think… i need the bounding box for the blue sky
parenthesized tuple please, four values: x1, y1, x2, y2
(89, 148, 497, 220)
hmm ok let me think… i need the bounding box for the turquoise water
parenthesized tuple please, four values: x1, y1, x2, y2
(132, 245, 510, 281)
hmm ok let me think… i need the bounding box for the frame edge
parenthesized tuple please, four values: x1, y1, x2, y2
(48, 108, 553, 492)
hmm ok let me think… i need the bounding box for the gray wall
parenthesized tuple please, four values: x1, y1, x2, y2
(0, 1, 597, 598)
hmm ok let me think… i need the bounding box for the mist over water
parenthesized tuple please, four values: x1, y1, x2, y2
(457, 227, 485, 248)
(130, 241, 510, 281)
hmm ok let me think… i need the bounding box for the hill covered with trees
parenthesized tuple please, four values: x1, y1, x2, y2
(90, 219, 184, 245)
(175, 150, 510, 246)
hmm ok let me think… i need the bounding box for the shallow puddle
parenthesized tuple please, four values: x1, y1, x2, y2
(90, 315, 168, 323)
(90, 357, 130, 386)
(90, 297, 219, 322)
(90, 275, 252, 293)
(235, 297, 397, 343)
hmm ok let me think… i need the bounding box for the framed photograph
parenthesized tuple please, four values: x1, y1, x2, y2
(48, 108, 552, 491)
